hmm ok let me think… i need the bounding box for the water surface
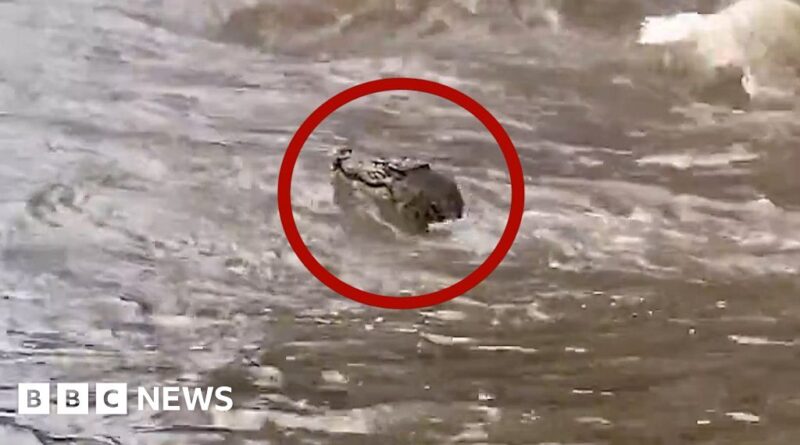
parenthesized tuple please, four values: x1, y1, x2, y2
(2, 0, 800, 443)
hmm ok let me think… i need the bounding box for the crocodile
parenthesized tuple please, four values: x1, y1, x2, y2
(331, 148, 464, 233)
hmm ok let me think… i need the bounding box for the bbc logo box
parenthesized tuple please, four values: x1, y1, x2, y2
(18, 383, 128, 415)
(18, 383, 232, 415)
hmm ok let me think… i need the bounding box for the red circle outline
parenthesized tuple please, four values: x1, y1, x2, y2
(278, 77, 524, 309)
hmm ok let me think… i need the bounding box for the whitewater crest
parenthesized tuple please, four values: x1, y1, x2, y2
(638, 0, 800, 103)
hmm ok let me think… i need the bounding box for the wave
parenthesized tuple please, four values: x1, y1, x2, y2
(638, 0, 800, 104)
(215, 0, 562, 54)
(213, 0, 663, 55)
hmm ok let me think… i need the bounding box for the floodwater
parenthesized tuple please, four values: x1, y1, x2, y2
(3, 0, 800, 443)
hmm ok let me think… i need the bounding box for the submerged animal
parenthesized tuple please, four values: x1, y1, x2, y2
(331, 148, 464, 233)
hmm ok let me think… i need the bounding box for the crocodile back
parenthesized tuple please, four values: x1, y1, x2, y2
(331, 148, 464, 233)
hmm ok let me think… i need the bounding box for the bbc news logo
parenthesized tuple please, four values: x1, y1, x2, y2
(17, 383, 233, 415)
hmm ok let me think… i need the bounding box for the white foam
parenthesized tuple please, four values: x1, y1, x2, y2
(638, 0, 800, 99)
(638, 13, 709, 45)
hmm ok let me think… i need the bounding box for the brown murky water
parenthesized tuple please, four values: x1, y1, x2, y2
(3, 0, 800, 443)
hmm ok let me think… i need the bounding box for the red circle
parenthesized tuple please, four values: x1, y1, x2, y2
(278, 77, 524, 310)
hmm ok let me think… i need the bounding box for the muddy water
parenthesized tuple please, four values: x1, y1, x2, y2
(3, 0, 800, 443)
